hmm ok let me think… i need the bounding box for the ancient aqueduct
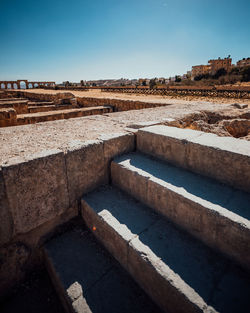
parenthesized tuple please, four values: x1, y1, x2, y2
(0, 80, 55, 89)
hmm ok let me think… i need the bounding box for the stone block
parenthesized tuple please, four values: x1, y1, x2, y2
(99, 132, 135, 159)
(2, 149, 69, 235)
(137, 125, 203, 169)
(66, 140, 106, 205)
(0, 108, 17, 127)
(137, 126, 250, 192)
(187, 133, 250, 192)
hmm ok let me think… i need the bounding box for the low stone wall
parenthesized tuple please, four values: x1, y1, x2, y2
(8, 91, 170, 112)
(16, 106, 113, 126)
(0, 132, 135, 298)
(76, 97, 169, 111)
(9, 90, 57, 102)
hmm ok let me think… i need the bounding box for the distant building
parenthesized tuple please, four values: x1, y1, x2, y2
(138, 78, 150, 86)
(236, 57, 250, 68)
(191, 65, 211, 79)
(208, 56, 232, 75)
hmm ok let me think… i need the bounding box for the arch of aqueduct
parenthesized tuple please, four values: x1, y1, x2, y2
(0, 80, 55, 89)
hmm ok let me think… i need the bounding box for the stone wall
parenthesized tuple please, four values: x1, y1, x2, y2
(0, 132, 135, 298)
(8, 91, 169, 112)
(0, 108, 17, 127)
(76, 96, 169, 112)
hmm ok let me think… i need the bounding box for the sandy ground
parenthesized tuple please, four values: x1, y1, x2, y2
(19, 88, 250, 105)
(0, 96, 244, 165)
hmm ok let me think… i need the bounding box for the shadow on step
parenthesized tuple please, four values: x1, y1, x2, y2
(85, 186, 250, 313)
(45, 227, 163, 313)
(124, 153, 250, 220)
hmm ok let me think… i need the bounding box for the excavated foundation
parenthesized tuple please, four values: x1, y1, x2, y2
(168, 105, 250, 140)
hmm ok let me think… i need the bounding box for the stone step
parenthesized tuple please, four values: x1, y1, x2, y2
(27, 101, 54, 106)
(28, 104, 75, 113)
(0, 97, 26, 101)
(111, 152, 250, 271)
(43, 225, 162, 313)
(81, 186, 250, 313)
(16, 106, 113, 125)
(0, 100, 29, 114)
(137, 125, 250, 192)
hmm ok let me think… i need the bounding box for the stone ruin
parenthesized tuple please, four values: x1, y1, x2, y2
(0, 124, 250, 313)
(168, 105, 250, 140)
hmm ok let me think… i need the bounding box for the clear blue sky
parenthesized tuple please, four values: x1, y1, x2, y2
(0, 0, 249, 83)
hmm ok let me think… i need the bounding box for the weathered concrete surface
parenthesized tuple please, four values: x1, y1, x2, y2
(137, 125, 250, 192)
(81, 186, 250, 313)
(111, 153, 250, 271)
(2, 149, 69, 235)
(44, 226, 162, 313)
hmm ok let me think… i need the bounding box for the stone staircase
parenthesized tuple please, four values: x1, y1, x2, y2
(43, 126, 250, 313)
(0, 95, 113, 127)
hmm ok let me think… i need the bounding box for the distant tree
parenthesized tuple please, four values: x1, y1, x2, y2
(230, 67, 240, 74)
(213, 68, 227, 79)
(149, 79, 157, 89)
(141, 80, 147, 86)
(80, 80, 85, 86)
(65, 81, 70, 87)
(241, 66, 250, 82)
(194, 73, 211, 81)
(175, 75, 182, 82)
(194, 75, 203, 81)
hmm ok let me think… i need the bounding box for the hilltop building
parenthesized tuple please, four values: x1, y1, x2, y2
(191, 65, 211, 78)
(208, 56, 232, 75)
(191, 56, 232, 79)
(236, 57, 250, 68)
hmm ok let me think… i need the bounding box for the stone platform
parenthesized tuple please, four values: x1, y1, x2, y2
(1, 121, 250, 312)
